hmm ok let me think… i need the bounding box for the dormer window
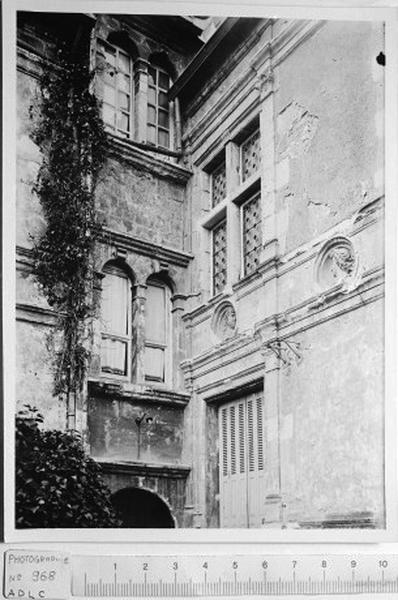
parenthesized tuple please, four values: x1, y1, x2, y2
(96, 39, 134, 138)
(147, 63, 171, 149)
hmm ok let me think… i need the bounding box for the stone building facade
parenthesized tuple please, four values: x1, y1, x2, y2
(16, 12, 385, 528)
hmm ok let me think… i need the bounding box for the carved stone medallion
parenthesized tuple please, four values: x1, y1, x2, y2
(212, 301, 237, 340)
(316, 237, 359, 291)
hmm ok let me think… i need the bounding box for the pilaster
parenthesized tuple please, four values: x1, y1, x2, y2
(132, 282, 147, 384)
(134, 58, 149, 143)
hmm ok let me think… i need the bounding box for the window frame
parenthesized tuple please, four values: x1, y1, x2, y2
(211, 217, 228, 296)
(144, 278, 172, 385)
(210, 160, 227, 208)
(100, 265, 132, 380)
(96, 39, 134, 139)
(240, 191, 262, 278)
(240, 127, 261, 184)
(147, 63, 172, 150)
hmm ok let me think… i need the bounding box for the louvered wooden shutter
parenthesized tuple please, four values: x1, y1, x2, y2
(219, 393, 265, 528)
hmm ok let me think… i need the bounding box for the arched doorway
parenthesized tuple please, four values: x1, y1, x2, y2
(111, 487, 176, 528)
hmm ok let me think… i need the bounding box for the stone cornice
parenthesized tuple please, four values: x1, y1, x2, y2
(182, 20, 323, 158)
(16, 302, 58, 326)
(183, 267, 384, 380)
(271, 19, 325, 68)
(98, 227, 193, 268)
(88, 379, 191, 408)
(169, 18, 241, 101)
(98, 459, 191, 480)
(203, 375, 264, 404)
(106, 134, 191, 184)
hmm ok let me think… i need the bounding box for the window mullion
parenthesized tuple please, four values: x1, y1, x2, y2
(225, 141, 241, 287)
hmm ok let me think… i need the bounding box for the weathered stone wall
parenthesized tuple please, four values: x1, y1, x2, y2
(279, 299, 384, 526)
(183, 19, 385, 528)
(274, 20, 384, 254)
(88, 395, 184, 464)
(102, 468, 189, 527)
(96, 157, 186, 251)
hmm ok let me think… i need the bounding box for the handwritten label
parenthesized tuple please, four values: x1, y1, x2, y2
(4, 550, 70, 600)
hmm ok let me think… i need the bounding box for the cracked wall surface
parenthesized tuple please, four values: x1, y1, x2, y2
(274, 21, 384, 254)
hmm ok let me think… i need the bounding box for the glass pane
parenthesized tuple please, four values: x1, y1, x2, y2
(158, 91, 168, 109)
(148, 87, 156, 105)
(147, 105, 156, 125)
(159, 71, 169, 90)
(118, 51, 131, 74)
(102, 271, 129, 334)
(104, 84, 115, 106)
(104, 67, 116, 84)
(158, 109, 169, 128)
(118, 92, 130, 111)
(101, 337, 127, 376)
(148, 66, 156, 86)
(158, 129, 169, 148)
(147, 124, 156, 144)
(117, 111, 129, 132)
(144, 346, 165, 381)
(104, 47, 116, 67)
(118, 73, 130, 93)
(145, 284, 166, 343)
(102, 104, 115, 127)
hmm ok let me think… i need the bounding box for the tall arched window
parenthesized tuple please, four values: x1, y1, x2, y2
(101, 265, 132, 377)
(144, 277, 171, 383)
(96, 39, 134, 138)
(147, 61, 172, 149)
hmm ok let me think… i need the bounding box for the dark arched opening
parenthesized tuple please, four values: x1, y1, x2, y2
(111, 487, 176, 528)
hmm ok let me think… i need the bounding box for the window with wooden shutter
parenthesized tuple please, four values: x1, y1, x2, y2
(219, 392, 266, 528)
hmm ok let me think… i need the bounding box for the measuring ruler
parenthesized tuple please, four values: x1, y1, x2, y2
(4, 551, 398, 599)
(70, 554, 398, 597)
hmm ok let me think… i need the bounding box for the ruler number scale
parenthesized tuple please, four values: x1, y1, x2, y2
(71, 554, 398, 597)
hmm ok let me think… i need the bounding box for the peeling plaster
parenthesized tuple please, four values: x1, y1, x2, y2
(277, 101, 319, 160)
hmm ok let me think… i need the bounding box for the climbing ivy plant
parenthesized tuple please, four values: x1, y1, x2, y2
(31, 48, 107, 400)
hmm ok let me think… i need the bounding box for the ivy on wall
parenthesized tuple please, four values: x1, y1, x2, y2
(31, 48, 107, 400)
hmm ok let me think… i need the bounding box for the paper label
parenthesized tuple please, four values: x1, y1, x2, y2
(4, 550, 70, 600)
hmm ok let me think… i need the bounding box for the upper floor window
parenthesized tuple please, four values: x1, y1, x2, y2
(144, 277, 172, 383)
(100, 265, 132, 377)
(240, 129, 261, 182)
(211, 161, 227, 208)
(202, 119, 262, 296)
(147, 63, 171, 149)
(212, 219, 227, 295)
(242, 193, 261, 276)
(96, 39, 134, 138)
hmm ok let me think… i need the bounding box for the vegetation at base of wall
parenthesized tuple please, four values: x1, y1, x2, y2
(16, 406, 120, 528)
(30, 47, 107, 397)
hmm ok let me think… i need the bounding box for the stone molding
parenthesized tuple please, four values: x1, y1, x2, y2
(203, 375, 263, 404)
(183, 21, 323, 159)
(107, 134, 191, 184)
(196, 363, 265, 397)
(98, 459, 191, 480)
(271, 20, 325, 68)
(183, 268, 383, 389)
(88, 379, 191, 408)
(315, 236, 360, 293)
(16, 302, 58, 326)
(98, 227, 193, 268)
(211, 300, 237, 340)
